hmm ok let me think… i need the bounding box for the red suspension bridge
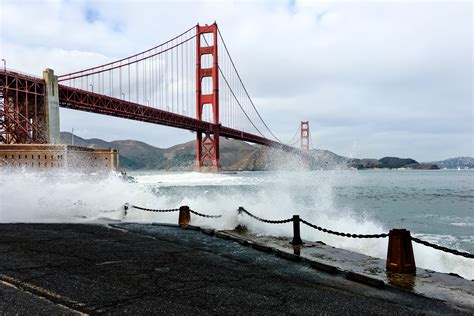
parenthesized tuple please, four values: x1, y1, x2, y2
(0, 23, 311, 171)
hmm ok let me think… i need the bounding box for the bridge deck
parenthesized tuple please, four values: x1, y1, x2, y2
(1, 70, 294, 151)
(59, 85, 287, 148)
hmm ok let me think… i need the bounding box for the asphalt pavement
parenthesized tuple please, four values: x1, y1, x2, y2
(0, 223, 469, 315)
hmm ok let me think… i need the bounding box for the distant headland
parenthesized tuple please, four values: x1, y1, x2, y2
(61, 132, 473, 171)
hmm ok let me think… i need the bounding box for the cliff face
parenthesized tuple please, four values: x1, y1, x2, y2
(60, 132, 451, 171)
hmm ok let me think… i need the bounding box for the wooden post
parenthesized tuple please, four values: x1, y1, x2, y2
(179, 206, 191, 227)
(386, 229, 416, 274)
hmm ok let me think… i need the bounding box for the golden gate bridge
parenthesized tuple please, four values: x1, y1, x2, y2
(0, 23, 311, 171)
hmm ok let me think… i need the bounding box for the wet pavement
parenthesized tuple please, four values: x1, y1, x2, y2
(0, 223, 471, 315)
(221, 230, 474, 311)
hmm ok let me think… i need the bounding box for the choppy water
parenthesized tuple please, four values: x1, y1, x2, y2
(0, 169, 472, 279)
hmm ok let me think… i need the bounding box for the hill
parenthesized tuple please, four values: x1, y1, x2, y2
(431, 157, 474, 169)
(61, 132, 260, 171)
(60, 132, 461, 171)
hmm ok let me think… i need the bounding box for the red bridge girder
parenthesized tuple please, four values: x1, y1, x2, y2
(1, 70, 296, 154)
(58, 85, 212, 132)
(0, 70, 47, 144)
(58, 84, 295, 152)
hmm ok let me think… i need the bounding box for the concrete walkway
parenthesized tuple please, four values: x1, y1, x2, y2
(0, 223, 469, 315)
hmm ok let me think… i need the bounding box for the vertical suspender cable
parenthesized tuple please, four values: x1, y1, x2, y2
(165, 44, 168, 110)
(128, 62, 130, 102)
(176, 37, 179, 114)
(150, 52, 152, 106)
(159, 53, 162, 109)
(181, 37, 184, 114)
(185, 36, 188, 116)
(136, 60, 139, 103)
(110, 67, 113, 96)
(171, 40, 174, 112)
(143, 53, 146, 105)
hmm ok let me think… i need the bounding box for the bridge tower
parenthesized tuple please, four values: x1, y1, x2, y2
(300, 121, 310, 168)
(300, 121, 310, 154)
(195, 23, 220, 172)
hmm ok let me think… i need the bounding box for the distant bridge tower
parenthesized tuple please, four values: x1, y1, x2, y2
(300, 121, 310, 154)
(195, 23, 220, 172)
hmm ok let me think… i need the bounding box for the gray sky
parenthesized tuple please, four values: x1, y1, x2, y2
(1, 0, 472, 161)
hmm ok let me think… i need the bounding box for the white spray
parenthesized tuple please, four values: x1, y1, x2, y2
(0, 168, 472, 279)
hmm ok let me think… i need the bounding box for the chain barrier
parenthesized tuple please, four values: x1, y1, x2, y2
(238, 207, 387, 238)
(189, 209, 222, 218)
(411, 237, 474, 259)
(131, 205, 221, 218)
(238, 207, 294, 224)
(238, 208, 473, 259)
(132, 205, 179, 213)
(131, 204, 472, 260)
(299, 218, 388, 239)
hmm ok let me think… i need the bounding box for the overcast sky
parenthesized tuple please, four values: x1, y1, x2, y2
(1, 0, 472, 161)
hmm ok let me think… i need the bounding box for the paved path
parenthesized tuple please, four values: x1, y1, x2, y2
(0, 223, 469, 315)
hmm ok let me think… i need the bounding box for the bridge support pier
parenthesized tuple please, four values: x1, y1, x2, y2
(194, 127, 221, 173)
(43, 68, 60, 144)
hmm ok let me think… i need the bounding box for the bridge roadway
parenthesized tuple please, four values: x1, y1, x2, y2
(0, 223, 468, 315)
(59, 85, 291, 149)
(1, 70, 295, 152)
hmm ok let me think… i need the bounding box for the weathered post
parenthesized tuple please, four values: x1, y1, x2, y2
(178, 206, 191, 227)
(291, 215, 303, 246)
(123, 203, 129, 217)
(386, 229, 416, 274)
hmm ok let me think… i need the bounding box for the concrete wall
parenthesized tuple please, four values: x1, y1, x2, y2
(0, 144, 119, 172)
(43, 69, 60, 144)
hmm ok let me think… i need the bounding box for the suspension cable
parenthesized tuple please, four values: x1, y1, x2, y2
(217, 27, 282, 143)
(59, 25, 196, 78)
(218, 68, 265, 137)
(201, 35, 265, 137)
(285, 126, 300, 146)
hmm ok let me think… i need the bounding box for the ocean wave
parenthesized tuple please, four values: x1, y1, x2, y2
(1, 169, 472, 279)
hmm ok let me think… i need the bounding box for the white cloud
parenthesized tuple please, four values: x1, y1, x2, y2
(1, 0, 472, 161)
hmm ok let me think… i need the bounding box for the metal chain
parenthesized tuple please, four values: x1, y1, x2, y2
(132, 205, 179, 213)
(238, 207, 293, 224)
(189, 209, 222, 218)
(132, 205, 471, 260)
(411, 237, 474, 259)
(299, 218, 388, 239)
